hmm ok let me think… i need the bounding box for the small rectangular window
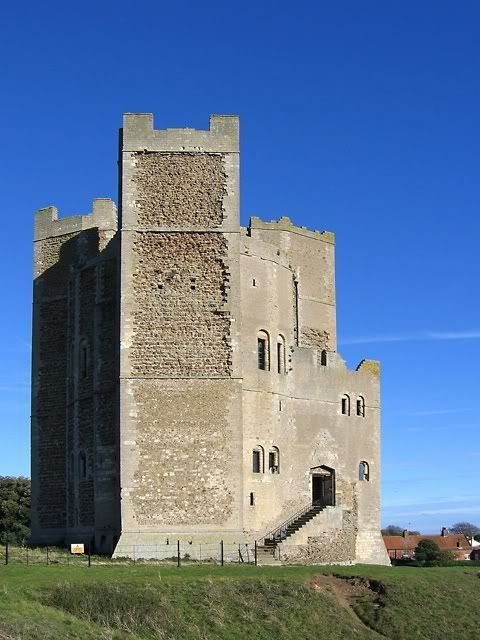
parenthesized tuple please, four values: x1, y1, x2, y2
(252, 450, 261, 473)
(257, 338, 267, 370)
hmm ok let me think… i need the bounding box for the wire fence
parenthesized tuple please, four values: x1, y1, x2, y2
(0, 541, 258, 567)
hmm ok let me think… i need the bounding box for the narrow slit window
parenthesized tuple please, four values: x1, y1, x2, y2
(268, 446, 280, 473)
(249, 492, 255, 506)
(359, 461, 370, 481)
(277, 335, 286, 374)
(258, 338, 266, 370)
(252, 449, 261, 473)
(356, 396, 365, 417)
(257, 331, 270, 370)
(79, 452, 87, 480)
(80, 342, 88, 379)
(321, 350, 327, 366)
(341, 394, 350, 416)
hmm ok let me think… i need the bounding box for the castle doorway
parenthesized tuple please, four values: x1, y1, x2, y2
(312, 466, 335, 507)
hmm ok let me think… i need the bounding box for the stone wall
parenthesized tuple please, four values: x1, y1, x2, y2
(32, 200, 119, 547)
(133, 152, 226, 227)
(34, 232, 80, 531)
(131, 232, 232, 377)
(281, 512, 357, 565)
(130, 379, 235, 526)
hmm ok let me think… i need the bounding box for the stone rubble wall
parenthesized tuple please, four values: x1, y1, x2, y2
(130, 232, 232, 377)
(133, 152, 226, 228)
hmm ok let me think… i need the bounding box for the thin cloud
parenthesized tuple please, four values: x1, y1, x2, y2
(340, 330, 480, 346)
(406, 408, 471, 417)
(391, 506, 480, 517)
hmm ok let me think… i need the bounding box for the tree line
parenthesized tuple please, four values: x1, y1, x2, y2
(382, 522, 480, 540)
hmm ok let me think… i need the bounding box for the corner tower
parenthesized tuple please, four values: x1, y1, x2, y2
(116, 114, 244, 548)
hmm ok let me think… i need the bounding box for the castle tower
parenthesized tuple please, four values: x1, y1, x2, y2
(116, 114, 245, 549)
(31, 113, 389, 565)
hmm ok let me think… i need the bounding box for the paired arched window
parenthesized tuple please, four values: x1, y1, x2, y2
(341, 394, 350, 416)
(252, 446, 265, 473)
(356, 396, 365, 417)
(253, 445, 281, 474)
(359, 461, 370, 481)
(268, 446, 280, 473)
(257, 331, 270, 371)
(341, 394, 366, 417)
(277, 335, 286, 374)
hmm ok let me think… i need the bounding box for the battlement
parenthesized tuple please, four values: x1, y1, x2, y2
(248, 216, 335, 243)
(121, 113, 239, 153)
(34, 198, 117, 241)
(356, 359, 380, 378)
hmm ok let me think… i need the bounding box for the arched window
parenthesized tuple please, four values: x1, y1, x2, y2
(359, 461, 370, 481)
(356, 396, 365, 417)
(79, 452, 87, 480)
(277, 335, 286, 374)
(252, 446, 265, 473)
(257, 331, 270, 371)
(320, 350, 327, 366)
(268, 446, 280, 474)
(341, 394, 350, 416)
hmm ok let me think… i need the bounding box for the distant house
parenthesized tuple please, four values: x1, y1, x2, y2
(383, 527, 473, 561)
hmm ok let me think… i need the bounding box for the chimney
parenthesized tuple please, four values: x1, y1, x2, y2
(402, 529, 408, 538)
(441, 527, 448, 537)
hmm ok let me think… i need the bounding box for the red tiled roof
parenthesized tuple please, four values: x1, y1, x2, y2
(383, 533, 472, 552)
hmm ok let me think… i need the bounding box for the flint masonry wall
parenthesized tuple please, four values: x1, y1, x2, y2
(117, 114, 244, 549)
(31, 200, 119, 549)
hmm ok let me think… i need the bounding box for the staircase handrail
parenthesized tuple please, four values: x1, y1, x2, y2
(257, 500, 319, 545)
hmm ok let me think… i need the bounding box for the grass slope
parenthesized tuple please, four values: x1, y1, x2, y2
(0, 564, 478, 639)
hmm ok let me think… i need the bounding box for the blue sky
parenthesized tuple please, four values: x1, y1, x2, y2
(1, 1, 479, 533)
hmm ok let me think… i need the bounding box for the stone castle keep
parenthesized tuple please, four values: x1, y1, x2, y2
(31, 113, 389, 564)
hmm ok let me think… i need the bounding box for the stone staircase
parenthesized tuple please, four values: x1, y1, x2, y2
(256, 501, 326, 565)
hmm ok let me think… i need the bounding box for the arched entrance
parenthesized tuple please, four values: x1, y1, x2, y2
(311, 465, 335, 507)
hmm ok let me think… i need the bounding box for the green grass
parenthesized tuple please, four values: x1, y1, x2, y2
(0, 563, 479, 639)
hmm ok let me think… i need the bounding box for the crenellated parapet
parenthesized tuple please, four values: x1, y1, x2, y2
(34, 198, 117, 241)
(249, 216, 335, 244)
(122, 113, 239, 153)
(356, 359, 381, 378)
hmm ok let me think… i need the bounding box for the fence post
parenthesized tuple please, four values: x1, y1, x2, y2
(199, 543, 202, 564)
(221, 540, 224, 566)
(26, 546, 29, 566)
(5, 539, 8, 565)
(133, 544, 136, 565)
(177, 540, 181, 568)
(88, 540, 91, 567)
(46, 546, 49, 566)
(254, 540, 257, 566)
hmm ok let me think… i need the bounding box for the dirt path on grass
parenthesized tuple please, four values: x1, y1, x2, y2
(310, 575, 386, 638)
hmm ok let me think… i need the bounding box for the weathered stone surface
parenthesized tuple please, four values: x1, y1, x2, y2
(130, 232, 232, 377)
(133, 152, 226, 227)
(130, 380, 234, 525)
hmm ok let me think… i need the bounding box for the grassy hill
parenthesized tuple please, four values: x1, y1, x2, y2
(0, 563, 479, 639)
